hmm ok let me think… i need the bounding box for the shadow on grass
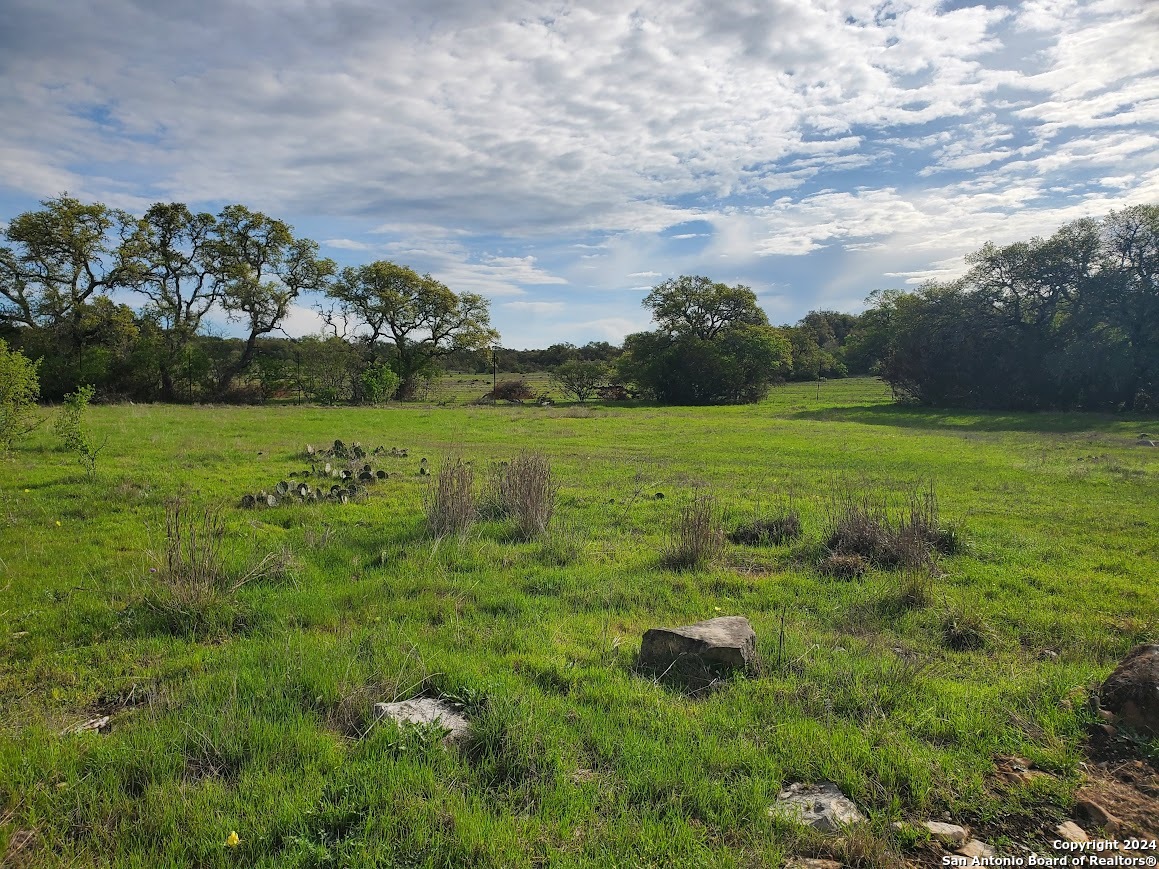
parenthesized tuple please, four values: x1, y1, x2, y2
(791, 403, 1147, 433)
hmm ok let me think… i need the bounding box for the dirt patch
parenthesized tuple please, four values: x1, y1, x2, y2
(1076, 728, 1159, 839)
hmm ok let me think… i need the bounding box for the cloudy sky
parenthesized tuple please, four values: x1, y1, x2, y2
(1, 0, 1157, 348)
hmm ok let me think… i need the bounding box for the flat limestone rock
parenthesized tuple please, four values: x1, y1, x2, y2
(638, 616, 757, 678)
(770, 782, 866, 832)
(923, 821, 969, 846)
(1099, 644, 1159, 735)
(957, 840, 996, 859)
(373, 698, 470, 744)
(1055, 821, 1089, 843)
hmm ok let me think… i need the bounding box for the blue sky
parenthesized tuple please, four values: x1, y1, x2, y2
(1, 0, 1156, 348)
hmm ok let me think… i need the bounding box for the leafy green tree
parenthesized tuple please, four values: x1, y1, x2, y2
(122, 203, 219, 400)
(324, 260, 498, 399)
(618, 276, 790, 404)
(552, 359, 607, 401)
(0, 338, 42, 451)
(210, 205, 335, 396)
(643, 275, 768, 339)
(1098, 204, 1159, 409)
(0, 195, 136, 335)
(360, 362, 401, 405)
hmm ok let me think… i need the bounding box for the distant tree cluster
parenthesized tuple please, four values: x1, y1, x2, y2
(616, 276, 792, 403)
(0, 196, 497, 401)
(4, 194, 1153, 411)
(853, 205, 1159, 411)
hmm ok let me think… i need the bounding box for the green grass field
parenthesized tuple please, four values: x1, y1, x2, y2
(2, 377, 1157, 867)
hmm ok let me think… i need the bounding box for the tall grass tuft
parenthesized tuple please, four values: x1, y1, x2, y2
(142, 499, 238, 635)
(662, 489, 725, 571)
(728, 507, 802, 546)
(479, 451, 558, 539)
(824, 482, 954, 570)
(158, 498, 230, 601)
(425, 457, 477, 538)
(503, 451, 557, 540)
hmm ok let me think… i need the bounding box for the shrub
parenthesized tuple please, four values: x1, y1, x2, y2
(55, 385, 103, 474)
(360, 363, 400, 405)
(552, 360, 607, 402)
(662, 490, 725, 570)
(0, 338, 42, 452)
(425, 458, 476, 537)
(486, 379, 534, 403)
(728, 510, 801, 546)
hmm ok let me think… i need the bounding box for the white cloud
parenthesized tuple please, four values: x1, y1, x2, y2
(0, 0, 1155, 335)
(502, 300, 566, 313)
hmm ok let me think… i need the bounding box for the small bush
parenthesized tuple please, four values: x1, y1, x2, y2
(0, 338, 42, 452)
(662, 490, 725, 571)
(819, 552, 869, 579)
(360, 363, 401, 405)
(486, 379, 534, 403)
(55, 385, 103, 475)
(942, 607, 989, 650)
(425, 458, 476, 538)
(728, 511, 801, 546)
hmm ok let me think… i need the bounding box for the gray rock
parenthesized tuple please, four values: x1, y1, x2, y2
(957, 840, 996, 859)
(770, 781, 866, 832)
(1055, 821, 1089, 843)
(785, 859, 842, 869)
(373, 698, 470, 744)
(638, 616, 757, 679)
(923, 820, 969, 846)
(1099, 644, 1159, 735)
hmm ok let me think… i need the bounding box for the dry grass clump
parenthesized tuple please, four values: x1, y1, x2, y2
(425, 458, 477, 538)
(824, 483, 957, 570)
(153, 498, 231, 603)
(819, 552, 869, 579)
(728, 510, 802, 546)
(662, 490, 725, 571)
(141, 498, 259, 636)
(504, 451, 557, 540)
(479, 451, 558, 540)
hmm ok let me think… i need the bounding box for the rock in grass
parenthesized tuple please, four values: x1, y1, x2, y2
(637, 616, 757, 678)
(785, 859, 842, 869)
(769, 782, 866, 832)
(373, 698, 470, 744)
(1055, 821, 1089, 843)
(922, 820, 969, 846)
(1099, 644, 1159, 734)
(957, 840, 996, 859)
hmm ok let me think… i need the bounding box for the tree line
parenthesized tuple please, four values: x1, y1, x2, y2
(2, 195, 1155, 410)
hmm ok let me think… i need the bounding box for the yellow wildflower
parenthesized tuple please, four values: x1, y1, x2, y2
(225, 831, 240, 848)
